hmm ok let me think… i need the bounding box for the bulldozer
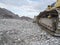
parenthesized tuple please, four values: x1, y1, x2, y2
(34, 0, 60, 36)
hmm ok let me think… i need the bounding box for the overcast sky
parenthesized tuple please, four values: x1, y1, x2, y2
(0, 0, 56, 18)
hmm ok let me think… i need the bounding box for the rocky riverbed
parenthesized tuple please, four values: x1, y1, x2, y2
(0, 19, 60, 45)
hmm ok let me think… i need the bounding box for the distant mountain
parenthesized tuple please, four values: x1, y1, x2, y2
(0, 8, 33, 22)
(0, 8, 19, 19)
(20, 16, 33, 22)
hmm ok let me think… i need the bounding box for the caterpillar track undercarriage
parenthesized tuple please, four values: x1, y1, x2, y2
(33, 0, 60, 36)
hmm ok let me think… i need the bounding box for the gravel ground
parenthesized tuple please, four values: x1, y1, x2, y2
(0, 19, 60, 45)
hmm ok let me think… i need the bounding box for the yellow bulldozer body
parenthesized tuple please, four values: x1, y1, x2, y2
(34, 0, 60, 36)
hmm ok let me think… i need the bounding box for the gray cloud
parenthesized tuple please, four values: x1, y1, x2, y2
(0, 0, 56, 18)
(0, 0, 29, 6)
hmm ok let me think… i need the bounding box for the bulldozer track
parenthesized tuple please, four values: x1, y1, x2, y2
(37, 23, 60, 37)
